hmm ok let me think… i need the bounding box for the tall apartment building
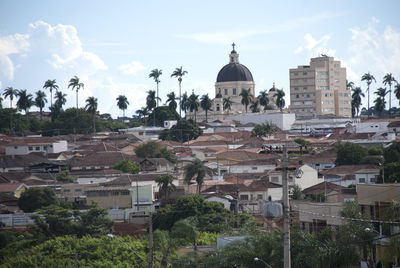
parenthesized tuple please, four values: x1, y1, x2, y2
(289, 56, 351, 117)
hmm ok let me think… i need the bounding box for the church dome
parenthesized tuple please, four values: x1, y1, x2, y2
(216, 63, 254, 83)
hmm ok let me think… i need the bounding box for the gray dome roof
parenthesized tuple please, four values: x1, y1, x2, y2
(216, 63, 254, 83)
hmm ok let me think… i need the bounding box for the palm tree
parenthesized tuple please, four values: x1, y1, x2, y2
(154, 230, 176, 268)
(43, 79, 58, 107)
(149, 69, 162, 107)
(136, 107, 149, 124)
(184, 158, 206, 194)
(146, 90, 160, 126)
(3, 87, 17, 108)
(200, 94, 212, 122)
(258, 90, 269, 110)
(34, 90, 47, 120)
(16, 89, 33, 116)
(250, 99, 260, 113)
(188, 91, 199, 122)
(165, 91, 178, 111)
(54, 91, 67, 109)
(274, 89, 286, 112)
(223, 97, 232, 115)
(351, 87, 364, 117)
(374, 87, 388, 115)
(85, 96, 98, 133)
(181, 92, 189, 114)
(155, 174, 175, 205)
(171, 66, 188, 118)
(361, 72, 376, 117)
(346, 80, 355, 91)
(68, 76, 84, 111)
(394, 83, 400, 106)
(239, 89, 252, 113)
(383, 73, 397, 112)
(116, 95, 129, 119)
(0, 96, 2, 109)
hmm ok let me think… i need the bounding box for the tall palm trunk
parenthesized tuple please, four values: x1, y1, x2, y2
(50, 90, 52, 107)
(367, 85, 370, 118)
(76, 90, 79, 113)
(205, 110, 208, 123)
(153, 109, 156, 126)
(92, 113, 96, 134)
(389, 84, 392, 111)
(179, 79, 182, 118)
(40, 107, 43, 121)
(156, 82, 159, 107)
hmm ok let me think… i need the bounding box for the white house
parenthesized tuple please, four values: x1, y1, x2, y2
(5, 138, 68, 156)
(119, 126, 165, 140)
(268, 164, 323, 191)
(229, 159, 277, 174)
(355, 168, 380, 185)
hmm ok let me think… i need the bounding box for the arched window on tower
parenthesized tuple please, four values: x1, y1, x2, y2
(216, 104, 220, 111)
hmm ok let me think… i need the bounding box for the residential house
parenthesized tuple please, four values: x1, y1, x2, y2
(0, 154, 49, 172)
(203, 193, 234, 211)
(5, 137, 68, 156)
(320, 164, 380, 187)
(228, 158, 277, 174)
(268, 164, 323, 191)
(355, 168, 380, 185)
(302, 181, 345, 201)
(0, 193, 19, 213)
(301, 148, 337, 170)
(0, 183, 28, 198)
(86, 186, 133, 209)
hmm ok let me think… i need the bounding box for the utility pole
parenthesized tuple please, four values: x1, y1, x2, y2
(148, 212, 153, 268)
(282, 146, 291, 268)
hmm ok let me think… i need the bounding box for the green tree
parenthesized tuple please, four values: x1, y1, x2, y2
(171, 66, 188, 118)
(85, 96, 98, 133)
(16, 89, 34, 116)
(34, 90, 47, 120)
(383, 73, 397, 111)
(239, 88, 252, 113)
(155, 174, 176, 204)
(57, 170, 77, 182)
(147, 106, 179, 127)
(351, 86, 364, 117)
(394, 83, 400, 106)
(146, 90, 160, 126)
(134, 141, 177, 163)
(335, 142, 368, 165)
(181, 91, 189, 115)
(135, 106, 149, 124)
(290, 184, 303, 200)
(149, 68, 162, 107)
(166, 91, 178, 111)
(68, 76, 84, 111)
(347, 80, 355, 91)
(184, 158, 206, 194)
(3, 87, 18, 108)
(188, 91, 199, 122)
(361, 72, 376, 117)
(251, 123, 273, 137)
(294, 138, 311, 154)
(43, 79, 58, 107)
(249, 99, 260, 113)
(374, 87, 388, 115)
(171, 218, 199, 251)
(159, 119, 202, 142)
(113, 160, 141, 174)
(116, 95, 129, 118)
(200, 94, 212, 122)
(258, 90, 269, 110)
(384, 141, 400, 164)
(154, 229, 176, 268)
(223, 97, 232, 114)
(274, 88, 285, 111)
(18, 187, 59, 212)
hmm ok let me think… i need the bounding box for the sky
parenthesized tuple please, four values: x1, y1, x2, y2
(0, 0, 399, 118)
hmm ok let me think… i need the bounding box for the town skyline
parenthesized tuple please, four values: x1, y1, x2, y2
(1, 0, 399, 118)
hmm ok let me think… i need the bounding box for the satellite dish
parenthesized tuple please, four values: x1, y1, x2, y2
(295, 168, 303, 178)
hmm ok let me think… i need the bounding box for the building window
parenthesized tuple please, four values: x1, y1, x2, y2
(28, 147, 33, 151)
(240, 195, 249, 201)
(14, 146, 18, 149)
(112, 191, 120, 196)
(35, 146, 40, 151)
(75, 189, 82, 192)
(271, 176, 279, 183)
(296, 94, 300, 98)
(121, 191, 130, 195)
(303, 72, 307, 75)
(233, 88, 237, 95)
(294, 87, 299, 91)
(359, 177, 366, 183)
(63, 189, 70, 192)
(294, 72, 298, 76)
(224, 88, 228, 95)
(303, 87, 307, 90)
(257, 194, 263, 200)
(218, 88, 221, 94)
(252, 167, 257, 170)
(216, 104, 220, 111)
(370, 176, 376, 183)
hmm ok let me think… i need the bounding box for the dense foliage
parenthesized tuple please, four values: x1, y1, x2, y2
(112, 160, 141, 174)
(251, 123, 274, 137)
(18, 187, 59, 213)
(147, 106, 180, 127)
(335, 142, 368, 165)
(159, 119, 202, 142)
(134, 141, 177, 163)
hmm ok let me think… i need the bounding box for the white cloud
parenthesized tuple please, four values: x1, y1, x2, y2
(119, 61, 146, 75)
(178, 12, 344, 44)
(295, 33, 336, 57)
(0, 33, 29, 80)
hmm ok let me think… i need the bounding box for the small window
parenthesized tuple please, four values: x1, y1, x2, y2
(121, 191, 130, 195)
(35, 146, 40, 151)
(14, 146, 18, 149)
(252, 167, 257, 170)
(359, 178, 366, 183)
(294, 72, 298, 76)
(224, 88, 228, 95)
(240, 195, 249, 201)
(75, 189, 82, 192)
(43, 146, 47, 150)
(370, 177, 376, 183)
(303, 72, 307, 75)
(257, 194, 263, 200)
(28, 147, 33, 151)
(233, 88, 237, 95)
(63, 189, 70, 192)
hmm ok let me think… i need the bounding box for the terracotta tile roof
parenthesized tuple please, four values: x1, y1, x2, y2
(69, 152, 139, 167)
(189, 140, 230, 147)
(0, 192, 18, 203)
(0, 154, 49, 169)
(302, 182, 345, 195)
(301, 148, 337, 164)
(320, 164, 380, 176)
(0, 182, 27, 193)
(6, 136, 64, 145)
(388, 121, 400, 127)
(202, 183, 245, 196)
(231, 158, 278, 166)
(101, 173, 173, 186)
(241, 180, 281, 191)
(216, 150, 273, 161)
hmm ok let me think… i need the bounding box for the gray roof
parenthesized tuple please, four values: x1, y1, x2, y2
(216, 63, 253, 82)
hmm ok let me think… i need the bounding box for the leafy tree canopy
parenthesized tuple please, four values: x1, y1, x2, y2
(112, 160, 141, 174)
(147, 106, 179, 127)
(159, 119, 202, 143)
(134, 141, 177, 163)
(335, 142, 368, 165)
(18, 187, 59, 213)
(251, 123, 274, 137)
(57, 170, 77, 182)
(384, 141, 400, 164)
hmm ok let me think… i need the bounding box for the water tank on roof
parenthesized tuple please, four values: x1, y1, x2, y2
(262, 201, 283, 219)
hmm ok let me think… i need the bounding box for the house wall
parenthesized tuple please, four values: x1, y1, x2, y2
(269, 165, 322, 190)
(229, 164, 276, 174)
(86, 189, 133, 209)
(50, 140, 68, 154)
(298, 202, 344, 226)
(355, 173, 378, 184)
(357, 184, 400, 206)
(206, 196, 231, 209)
(227, 112, 295, 130)
(355, 121, 389, 133)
